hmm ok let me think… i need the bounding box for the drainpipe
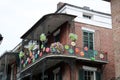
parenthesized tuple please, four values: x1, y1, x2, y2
(4, 55, 8, 80)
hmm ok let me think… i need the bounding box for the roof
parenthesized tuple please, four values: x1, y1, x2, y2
(21, 13, 76, 39)
(55, 3, 111, 16)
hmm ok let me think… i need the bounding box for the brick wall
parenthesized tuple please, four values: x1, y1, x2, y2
(111, 0, 120, 78)
(75, 22, 115, 80)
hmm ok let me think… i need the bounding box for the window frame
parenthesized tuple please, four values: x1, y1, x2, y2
(82, 30, 94, 50)
(79, 66, 100, 80)
(82, 13, 93, 19)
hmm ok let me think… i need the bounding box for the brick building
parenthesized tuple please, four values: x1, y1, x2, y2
(15, 2, 114, 80)
(104, 0, 120, 79)
(0, 2, 116, 80)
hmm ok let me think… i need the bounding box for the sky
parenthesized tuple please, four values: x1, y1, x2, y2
(0, 0, 110, 56)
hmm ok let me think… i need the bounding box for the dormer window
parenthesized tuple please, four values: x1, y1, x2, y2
(83, 13, 93, 19)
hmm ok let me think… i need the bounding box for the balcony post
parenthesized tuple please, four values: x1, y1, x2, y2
(19, 40, 24, 80)
(65, 60, 76, 80)
(30, 73, 32, 80)
(42, 60, 46, 80)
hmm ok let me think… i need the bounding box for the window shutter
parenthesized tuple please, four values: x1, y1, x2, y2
(96, 71, 101, 80)
(79, 69, 84, 80)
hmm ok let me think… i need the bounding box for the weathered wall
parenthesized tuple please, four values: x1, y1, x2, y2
(111, 0, 120, 78)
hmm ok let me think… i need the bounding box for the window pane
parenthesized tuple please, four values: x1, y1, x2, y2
(89, 33, 93, 41)
(84, 41, 88, 47)
(83, 70, 95, 80)
(84, 36, 88, 41)
(89, 42, 93, 50)
(83, 32, 88, 36)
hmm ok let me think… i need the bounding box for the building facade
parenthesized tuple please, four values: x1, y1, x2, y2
(0, 2, 116, 80)
(104, 0, 120, 79)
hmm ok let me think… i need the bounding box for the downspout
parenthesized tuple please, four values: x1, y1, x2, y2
(4, 55, 8, 80)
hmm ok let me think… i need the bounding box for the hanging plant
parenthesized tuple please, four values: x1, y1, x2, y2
(69, 33, 78, 42)
(40, 33, 46, 42)
(50, 42, 64, 53)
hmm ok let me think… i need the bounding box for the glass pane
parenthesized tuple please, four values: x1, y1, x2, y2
(84, 36, 88, 41)
(89, 33, 93, 41)
(83, 32, 88, 36)
(84, 41, 88, 47)
(89, 42, 93, 50)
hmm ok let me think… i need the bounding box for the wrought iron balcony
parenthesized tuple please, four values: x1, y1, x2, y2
(19, 42, 108, 70)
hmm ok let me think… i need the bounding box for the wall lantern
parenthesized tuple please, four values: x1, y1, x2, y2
(0, 34, 3, 45)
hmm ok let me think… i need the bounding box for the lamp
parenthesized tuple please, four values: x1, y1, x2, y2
(0, 34, 3, 44)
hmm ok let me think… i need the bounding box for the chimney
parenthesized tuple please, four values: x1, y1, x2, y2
(83, 6, 90, 10)
(57, 2, 65, 10)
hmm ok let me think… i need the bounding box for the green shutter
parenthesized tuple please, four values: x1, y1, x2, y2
(96, 71, 101, 80)
(79, 69, 84, 80)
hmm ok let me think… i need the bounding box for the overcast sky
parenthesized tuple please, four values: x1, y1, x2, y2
(0, 0, 110, 56)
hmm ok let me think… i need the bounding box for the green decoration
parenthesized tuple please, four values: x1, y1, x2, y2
(19, 51, 24, 58)
(91, 57, 95, 61)
(23, 64, 26, 68)
(41, 44, 44, 49)
(69, 33, 78, 41)
(29, 44, 35, 50)
(69, 49, 74, 54)
(40, 33, 46, 42)
(64, 45, 69, 50)
(32, 58, 35, 63)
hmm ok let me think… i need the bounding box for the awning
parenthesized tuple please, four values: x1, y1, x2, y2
(21, 13, 76, 40)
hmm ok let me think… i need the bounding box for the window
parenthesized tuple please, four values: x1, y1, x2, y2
(83, 13, 92, 19)
(55, 33, 60, 42)
(83, 31, 94, 50)
(54, 29, 60, 42)
(84, 70, 95, 80)
(79, 66, 101, 80)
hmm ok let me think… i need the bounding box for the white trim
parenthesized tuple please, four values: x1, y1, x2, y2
(83, 66, 97, 71)
(57, 5, 112, 29)
(82, 27, 95, 32)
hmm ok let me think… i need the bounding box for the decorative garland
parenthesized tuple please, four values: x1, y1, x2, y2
(19, 33, 107, 68)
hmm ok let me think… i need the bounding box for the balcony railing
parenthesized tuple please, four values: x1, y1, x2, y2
(19, 42, 108, 69)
